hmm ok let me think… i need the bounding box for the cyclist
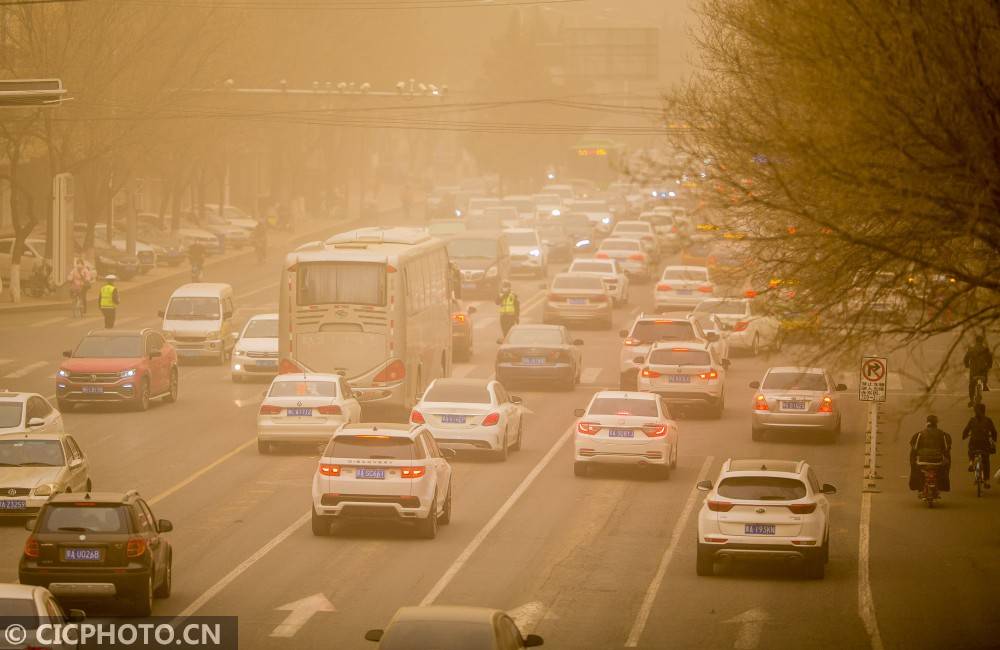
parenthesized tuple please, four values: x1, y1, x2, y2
(908, 414, 952, 493)
(962, 403, 998, 489)
(963, 334, 993, 406)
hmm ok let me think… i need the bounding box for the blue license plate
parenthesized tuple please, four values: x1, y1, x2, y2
(82, 386, 104, 394)
(356, 468, 385, 480)
(568, 298, 587, 305)
(462, 282, 476, 289)
(441, 414, 466, 424)
(256, 359, 277, 367)
(62, 547, 103, 561)
(287, 407, 312, 417)
(745, 524, 776, 535)
(608, 429, 634, 438)
(781, 401, 806, 410)
(668, 375, 691, 383)
(522, 357, 546, 365)
(0, 500, 26, 510)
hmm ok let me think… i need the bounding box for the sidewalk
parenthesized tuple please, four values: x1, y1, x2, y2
(0, 189, 405, 316)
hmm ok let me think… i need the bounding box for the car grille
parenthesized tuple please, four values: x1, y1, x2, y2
(246, 351, 278, 359)
(0, 487, 30, 496)
(68, 372, 120, 383)
(175, 336, 206, 343)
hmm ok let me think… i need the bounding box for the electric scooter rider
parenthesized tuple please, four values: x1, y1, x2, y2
(908, 414, 952, 493)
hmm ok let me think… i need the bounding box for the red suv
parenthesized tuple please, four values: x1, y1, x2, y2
(56, 329, 179, 411)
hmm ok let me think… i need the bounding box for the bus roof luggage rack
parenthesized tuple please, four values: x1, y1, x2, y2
(326, 227, 432, 247)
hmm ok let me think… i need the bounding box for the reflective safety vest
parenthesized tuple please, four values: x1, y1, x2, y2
(500, 293, 516, 314)
(99, 284, 117, 309)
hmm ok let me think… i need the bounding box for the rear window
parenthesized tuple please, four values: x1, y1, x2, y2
(0, 598, 37, 620)
(553, 275, 603, 291)
(718, 476, 808, 500)
(39, 504, 130, 533)
(589, 397, 658, 417)
(269, 381, 337, 398)
(629, 320, 696, 343)
(662, 268, 708, 282)
(423, 382, 492, 404)
(601, 239, 640, 251)
(570, 261, 614, 274)
(298, 261, 386, 306)
(762, 372, 828, 391)
(506, 328, 562, 346)
(328, 435, 418, 460)
(694, 300, 747, 316)
(378, 621, 494, 650)
(0, 402, 23, 428)
(648, 348, 711, 366)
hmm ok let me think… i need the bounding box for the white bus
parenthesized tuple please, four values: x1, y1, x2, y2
(279, 227, 453, 418)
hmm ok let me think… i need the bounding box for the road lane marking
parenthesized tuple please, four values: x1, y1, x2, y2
(3, 361, 48, 379)
(419, 422, 576, 606)
(580, 367, 602, 384)
(148, 438, 256, 506)
(177, 511, 311, 618)
(858, 493, 885, 650)
(270, 593, 336, 638)
(35, 316, 66, 327)
(624, 455, 715, 647)
(241, 282, 279, 301)
(725, 608, 769, 650)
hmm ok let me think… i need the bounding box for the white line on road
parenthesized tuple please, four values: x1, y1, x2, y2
(34, 316, 66, 327)
(241, 282, 279, 301)
(858, 493, 885, 650)
(580, 367, 603, 384)
(419, 422, 576, 606)
(624, 455, 715, 647)
(148, 438, 256, 506)
(3, 361, 48, 379)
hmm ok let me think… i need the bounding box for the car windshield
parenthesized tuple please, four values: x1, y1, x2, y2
(601, 240, 639, 251)
(423, 382, 492, 404)
(448, 238, 496, 259)
(662, 268, 708, 282)
(505, 232, 538, 246)
(73, 335, 143, 358)
(378, 621, 495, 650)
(328, 435, 416, 460)
(695, 300, 747, 316)
(165, 297, 221, 320)
(718, 477, 808, 501)
(571, 262, 614, 274)
(38, 504, 130, 533)
(762, 372, 828, 391)
(589, 397, 658, 417)
(0, 403, 23, 428)
(629, 320, 696, 343)
(269, 381, 337, 398)
(243, 319, 278, 339)
(506, 328, 562, 346)
(553, 275, 603, 291)
(648, 348, 711, 366)
(0, 439, 64, 467)
(642, 214, 674, 225)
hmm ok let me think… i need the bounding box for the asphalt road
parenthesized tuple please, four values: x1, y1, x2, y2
(1, 224, 997, 650)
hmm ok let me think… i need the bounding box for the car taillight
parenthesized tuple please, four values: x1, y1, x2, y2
(623, 337, 641, 346)
(481, 412, 500, 426)
(707, 500, 734, 512)
(788, 502, 817, 514)
(754, 394, 769, 410)
(643, 424, 668, 437)
(126, 537, 147, 558)
(452, 313, 467, 323)
(400, 466, 426, 479)
(373, 359, 406, 383)
(278, 357, 306, 374)
(547, 294, 563, 302)
(591, 294, 608, 303)
(318, 405, 341, 415)
(595, 252, 609, 259)
(319, 464, 341, 476)
(410, 409, 425, 424)
(23, 536, 39, 558)
(577, 421, 601, 435)
(259, 404, 281, 415)
(628, 253, 646, 261)
(732, 320, 749, 332)
(656, 283, 672, 291)
(818, 396, 833, 413)
(699, 368, 719, 380)
(546, 350, 560, 362)
(697, 285, 714, 293)
(640, 367, 661, 378)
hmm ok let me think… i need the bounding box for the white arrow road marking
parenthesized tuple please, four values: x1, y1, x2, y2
(724, 608, 769, 650)
(580, 367, 602, 384)
(507, 601, 558, 633)
(3, 361, 48, 379)
(269, 593, 336, 638)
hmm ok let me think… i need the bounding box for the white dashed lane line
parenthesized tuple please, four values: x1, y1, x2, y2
(3, 361, 48, 379)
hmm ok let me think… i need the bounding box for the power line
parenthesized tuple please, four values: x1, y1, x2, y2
(128, 0, 583, 9)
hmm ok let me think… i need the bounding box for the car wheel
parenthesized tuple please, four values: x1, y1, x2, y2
(416, 498, 438, 539)
(57, 398, 72, 412)
(772, 330, 783, 353)
(154, 551, 172, 598)
(804, 550, 826, 579)
(311, 507, 331, 537)
(751, 426, 764, 441)
(751, 334, 760, 357)
(85, 478, 93, 492)
(822, 531, 830, 564)
(217, 346, 226, 365)
(670, 444, 678, 469)
(439, 486, 453, 525)
(696, 544, 715, 576)
(164, 369, 178, 403)
(574, 461, 589, 477)
(131, 574, 154, 617)
(621, 289, 630, 305)
(257, 439, 271, 454)
(601, 316, 613, 330)
(511, 421, 523, 451)
(133, 379, 150, 412)
(493, 433, 509, 461)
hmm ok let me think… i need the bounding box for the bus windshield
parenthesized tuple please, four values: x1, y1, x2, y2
(297, 262, 385, 306)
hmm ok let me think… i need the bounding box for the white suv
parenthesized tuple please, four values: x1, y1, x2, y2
(634, 340, 729, 418)
(311, 423, 455, 539)
(568, 258, 630, 305)
(655, 265, 716, 313)
(696, 458, 837, 579)
(617, 314, 722, 390)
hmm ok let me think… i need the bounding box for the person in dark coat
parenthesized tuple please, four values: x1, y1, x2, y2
(909, 414, 952, 492)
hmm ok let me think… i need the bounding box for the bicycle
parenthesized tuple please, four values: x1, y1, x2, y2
(70, 289, 84, 319)
(972, 374, 986, 407)
(972, 452, 987, 497)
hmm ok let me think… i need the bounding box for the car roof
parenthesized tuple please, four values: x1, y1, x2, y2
(724, 459, 805, 475)
(614, 220, 650, 226)
(0, 583, 42, 599)
(592, 390, 657, 400)
(335, 423, 416, 438)
(634, 314, 694, 324)
(0, 391, 31, 403)
(392, 606, 500, 624)
(601, 237, 640, 244)
(649, 339, 709, 351)
(247, 313, 279, 321)
(663, 265, 709, 272)
(0, 431, 67, 442)
(429, 378, 491, 387)
(48, 491, 136, 504)
(83, 329, 146, 338)
(765, 367, 826, 375)
(271, 373, 342, 382)
(170, 283, 232, 297)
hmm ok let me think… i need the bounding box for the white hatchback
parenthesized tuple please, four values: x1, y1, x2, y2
(573, 391, 678, 479)
(231, 313, 279, 381)
(257, 373, 361, 453)
(596, 238, 651, 280)
(696, 458, 837, 579)
(411, 378, 525, 461)
(635, 340, 729, 418)
(311, 423, 455, 538)
(0, 391, 63, 434)
(568, 257, 630, 305)
(693, 298, 781, 357)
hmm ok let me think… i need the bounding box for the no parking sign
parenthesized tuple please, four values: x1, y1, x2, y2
(859, 356, 887, 402)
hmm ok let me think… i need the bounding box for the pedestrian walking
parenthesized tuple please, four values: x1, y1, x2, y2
(98, 275, 120, 329)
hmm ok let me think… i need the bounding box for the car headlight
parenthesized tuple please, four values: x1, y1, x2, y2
(575, 239, 591, 248)
(551, 209, 561, 217)
(454, 209, 462, 217)
(485, 266, 498, 278)
(601, 217, 611, 224)
(57, 369, 69, 378)
(33, 483, 56, 497)
(207, 331, 220, 339)
(529, 249, 541, 257)
(120, 368, 137, 378)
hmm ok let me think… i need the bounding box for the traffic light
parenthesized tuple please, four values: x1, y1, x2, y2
(0, 79, 66, 108)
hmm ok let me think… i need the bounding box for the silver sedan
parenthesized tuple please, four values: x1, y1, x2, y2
(0, 432, 91, 519)
(749, 367, 848, 442)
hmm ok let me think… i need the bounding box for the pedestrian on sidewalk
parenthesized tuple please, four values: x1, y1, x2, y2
(98, 275, 120, 329)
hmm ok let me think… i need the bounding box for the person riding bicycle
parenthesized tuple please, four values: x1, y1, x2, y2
(963, 334, 993, 406)
(908, 414, 952, 492)
(188, 242, 205, 279)
(962, 403, 998, 489)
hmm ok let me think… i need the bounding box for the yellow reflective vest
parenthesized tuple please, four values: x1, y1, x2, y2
(500, 293, 517, 314)
(99, 284, 117, 309)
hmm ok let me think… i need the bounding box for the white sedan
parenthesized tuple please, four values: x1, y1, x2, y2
(231, 313, 279, 381)
(257, 373, 361, 453)
(573, 390, 679, 479)
(411, 378, 524, 461)
(567, 257, 630, 305)
(0, 390, 63, 434)
(693, 298, 781, 357)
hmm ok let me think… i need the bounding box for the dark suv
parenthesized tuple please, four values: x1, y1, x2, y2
(19, 490, 173, 616)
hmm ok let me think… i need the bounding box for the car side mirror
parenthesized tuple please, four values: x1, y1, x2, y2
(525, 634, 545, 647)
(441, 447, 457, 459)
(573, 339, 584, 346)
(696, 480, 713, 491)
(24, 518, 36, 532)
(149, 350, 162, 359)
(721, 358, 731, 369)
(705, 332, 720, 342)
(573, 408, 585, 417)
(496, 337, 505, 345)
(821, 483, 838, 495)
(62, 350, 72, 358)
(364, 630, 384, 643)
(157, 519, 174, 533)
(69, 458, 83, 469)
(836, 383, 848, 392)
(633, 356, 645, 364)
(619, 329, 628, 338)
(467, 305, 477, 314)
(157, 310, 165, 318)
(27, 417, 45, 428)
(510, 395, 523, 404)
(67, 608, 86, 623)
(749, 380, 760, 389)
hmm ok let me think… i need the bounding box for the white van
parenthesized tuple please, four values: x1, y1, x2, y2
(159, 283, 236, 363)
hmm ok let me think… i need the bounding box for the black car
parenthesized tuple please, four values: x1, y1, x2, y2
(536, 222, 574, 262)
(495, 324, 583, 390)
(87, 239, 140, 281)
(446, 233, 510, 296)
(20, 490, 173, 616)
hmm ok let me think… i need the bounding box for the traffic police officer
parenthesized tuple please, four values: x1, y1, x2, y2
(99, 274, 120, 329)
(495, 280, 520, 337)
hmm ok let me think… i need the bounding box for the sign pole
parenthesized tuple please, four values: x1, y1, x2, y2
(860, 355, 887, 493)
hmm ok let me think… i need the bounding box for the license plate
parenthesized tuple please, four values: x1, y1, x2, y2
(608, 429, 634, 438)
(568, 298, 587, 305)
(256, 359, 277, 367)
(82, 386, 104, 394)
(356, 468, 386, 480)
(522, 357, 546, 365)
(0, 500, 26, 510)
(462, 282, 476, 289)
(287, 407, 312, 417)
(441, 414, 466, 424)
(62, 547, 103, 562)
(745, 524, 776, 535)
(676, 290, 692, 295)
(178, 349, 198, 356)
(668, 375, 691, 383)
(781, 401, 806, 410)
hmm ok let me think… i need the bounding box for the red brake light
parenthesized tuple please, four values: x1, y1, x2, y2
(699, 368, 719, 380)
(697, 285, 714, 293)
(707, 500, 734, 512)
(126, 537, 147, 558)
(591, 294, 608, 303)
(481, 412, 500, 426)
(577, 421, 601, 435)
(744, 290, 758, 298)
(452, 313, 466, 323)
(595, 252, 609, 259)
(278, 357, 306, 374)
(818, 396, 833, 413)
(317, 405, 342, 415)
(547, 294, 563, 302)
(410, 409, 425, 424)
(788, 502, 817, 514)
(732, 320, 749, 332)
(400, 466, 426, 479)
(373, 359, 406, 383)
(23, 536, 39, 558)
(641, 367, 661, 378)
(259, 404, 281, 415)
(319, 464, 341, 476)
(656, 283, 672, 291)
(628, 253, 646, 261)
(754, 394, 769, 410)
(642, 423, 668, 437)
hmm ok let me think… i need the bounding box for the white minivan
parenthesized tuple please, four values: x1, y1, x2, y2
(159, 283, 236, 363)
